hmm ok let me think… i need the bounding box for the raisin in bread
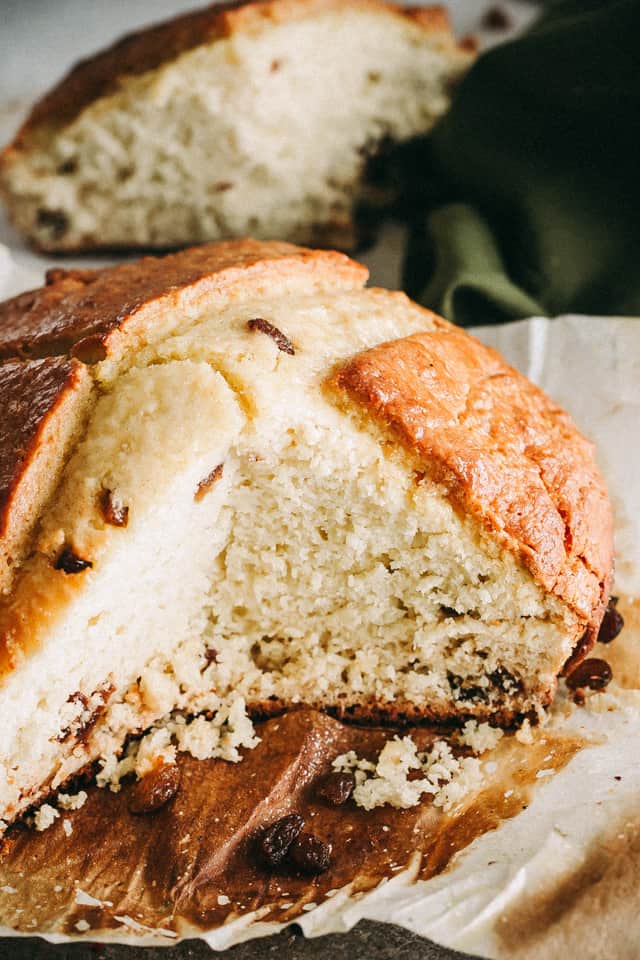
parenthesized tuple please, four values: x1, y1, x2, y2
(0, 239, 613, 825)
(0, 0, 472, 253)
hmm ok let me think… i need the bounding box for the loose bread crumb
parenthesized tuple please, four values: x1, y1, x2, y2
(458, 720, 504, 754)
(57, 790, 88, 811)
(515, 719, 535, 745)
(333, 734, 486, 814)
(33, 804, 60, 832)
(27, 697, 258, 830)
(96, 696, 258, 792)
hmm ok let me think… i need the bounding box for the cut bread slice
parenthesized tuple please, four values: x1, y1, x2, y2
(0, 240, 613, 826)
(0, 0, 472, 252)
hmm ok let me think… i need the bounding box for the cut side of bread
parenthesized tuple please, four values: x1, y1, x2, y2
(0, 0, 472, 252)
(0, 240, 613, 826)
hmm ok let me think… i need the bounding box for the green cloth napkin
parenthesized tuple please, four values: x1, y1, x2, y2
(403, 0, 640, 325)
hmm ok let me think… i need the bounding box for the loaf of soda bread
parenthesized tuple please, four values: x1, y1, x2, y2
(0, 239, 613, 826)
(0, 0, 472, 252)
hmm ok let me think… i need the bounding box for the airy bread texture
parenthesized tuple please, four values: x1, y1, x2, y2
(0, 240, 613, 826)
(0, 0, 472, 252)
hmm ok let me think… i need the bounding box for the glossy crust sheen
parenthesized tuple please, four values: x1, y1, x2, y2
(330, 326, 614, 659)
(0, 239, 367, 362)
(4, 0, 454, 146)
(0, 357, 91, 593)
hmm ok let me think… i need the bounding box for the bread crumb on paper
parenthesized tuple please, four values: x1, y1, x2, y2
(458, 719, 503, 753)
(96, 696, 259, 791)
(333, 733, 488, 813)
(57, 790, 88, 811)
(515, 719, 535, 745)
(33, 804, 59, 832)
(26, 699, 257, 832)
(333, 720, 504, 813)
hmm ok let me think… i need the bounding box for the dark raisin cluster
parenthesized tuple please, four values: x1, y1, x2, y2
(256, 814, 332, 875)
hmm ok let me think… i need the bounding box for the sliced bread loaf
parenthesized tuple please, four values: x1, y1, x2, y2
(0, 0, 472, 252)
(0, 239, 613, 826)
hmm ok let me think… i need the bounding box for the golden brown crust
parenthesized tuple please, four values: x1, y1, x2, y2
(402, 5, 452, 31)
(329, 324, 614, 648)
(0, 238, 367, 363)
(0, 358, 92, 595)
(3, 0, 457, 149)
